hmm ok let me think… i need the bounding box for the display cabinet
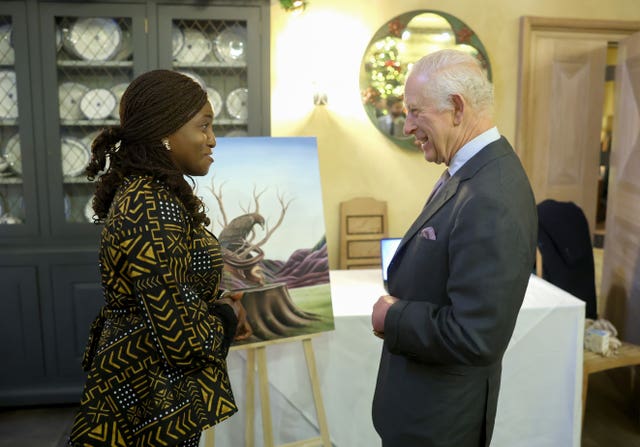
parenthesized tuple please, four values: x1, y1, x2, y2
(0, 2, 39, 235)
(0, 0, 270, 406)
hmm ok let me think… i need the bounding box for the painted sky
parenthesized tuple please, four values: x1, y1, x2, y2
(192, 137, 326, 262)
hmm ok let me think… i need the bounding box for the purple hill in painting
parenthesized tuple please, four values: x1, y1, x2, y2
(221, 240, 330, 291)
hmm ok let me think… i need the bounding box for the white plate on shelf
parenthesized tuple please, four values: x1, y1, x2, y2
(0, 24, 15, 65)
(172, 24, 184, 59)
(61, 136, 90, 177)
(225, 129, 248, 137)
(84, 196, 95, 222)
(63, 193, 71, 220)
(175, 28, 212, 63)
(80, 88, 116, 120)
(2, 133, 21, 175)
(82, 130, 101, 152)
(177, 70, 206, 89)
(55, 25, 63, 52)
(207, 87, 223, 116)
(62, 17, 122, 61)
(59, 82, 89, 120)
(0, 70, 18, 118)
(226, 88, 248, 120)
(213, 25, 247, 64)
(109, 82, 128, 119)
(113, 28, 132, 61)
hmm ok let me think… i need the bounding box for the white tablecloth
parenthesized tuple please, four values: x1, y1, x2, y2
(210, 270, 585, 447)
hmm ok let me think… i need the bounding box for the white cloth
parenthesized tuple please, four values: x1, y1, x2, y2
(208, 270, 584, 447)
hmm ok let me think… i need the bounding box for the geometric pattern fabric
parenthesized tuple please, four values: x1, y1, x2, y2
(69, 176, 238, 446)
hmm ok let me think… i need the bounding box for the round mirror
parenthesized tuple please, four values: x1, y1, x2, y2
(360, 10, 492, 150)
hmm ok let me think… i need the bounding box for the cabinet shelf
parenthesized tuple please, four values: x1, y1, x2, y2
(57, 60, 133, 68)
(173, 61, 247, 69)
(61, 119, 119, 126)
(0, 119, 18, 126)
(0, 177, 23, 184)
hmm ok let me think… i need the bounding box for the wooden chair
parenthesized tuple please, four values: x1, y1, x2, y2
(339, 197, 388, 270)
(536, 247, 640, 424)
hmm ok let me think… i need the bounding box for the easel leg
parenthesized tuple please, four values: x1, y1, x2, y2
(246, 348, 256, 447)
(257, 346, 275, 447)
(203, 428, 215, 447)
(302, 338, 331, 447)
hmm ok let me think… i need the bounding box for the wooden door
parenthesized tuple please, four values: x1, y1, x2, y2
(521, 34, 606, 236)
(601, 31, 640, 342)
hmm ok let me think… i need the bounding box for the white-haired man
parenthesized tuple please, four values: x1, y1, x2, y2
(371, 49, 537, 447)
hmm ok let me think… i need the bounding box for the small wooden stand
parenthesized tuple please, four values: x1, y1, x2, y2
(205, 334, 331, 447)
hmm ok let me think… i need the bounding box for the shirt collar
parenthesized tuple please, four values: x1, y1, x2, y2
(448, 127, 500, 177)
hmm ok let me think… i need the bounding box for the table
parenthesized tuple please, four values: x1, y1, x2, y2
(209, 269, 585, 447)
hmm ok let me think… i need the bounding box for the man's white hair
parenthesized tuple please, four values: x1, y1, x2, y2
(410, 49, 494, 117)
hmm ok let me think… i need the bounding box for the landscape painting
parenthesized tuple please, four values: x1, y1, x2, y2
(192, 137, 334, 346)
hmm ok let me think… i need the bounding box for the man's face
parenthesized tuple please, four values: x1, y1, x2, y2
(388, 101, 405, 118)
(403, 73, 455, 165)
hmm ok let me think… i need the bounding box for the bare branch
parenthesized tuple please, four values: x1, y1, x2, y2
(237, 190, 294, 257)
(240, 185, 267, 214)
(207, 177, 229, 227)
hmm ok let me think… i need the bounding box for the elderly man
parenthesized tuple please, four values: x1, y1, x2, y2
(371, 49, 537, 447)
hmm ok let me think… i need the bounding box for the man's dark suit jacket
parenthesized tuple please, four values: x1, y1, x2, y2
(372, 137, 537, 447)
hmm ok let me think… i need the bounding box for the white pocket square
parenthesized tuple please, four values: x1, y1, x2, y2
(420, 226, 437, 240)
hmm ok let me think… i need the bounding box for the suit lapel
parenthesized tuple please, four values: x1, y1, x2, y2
(393, 138, 512, 259)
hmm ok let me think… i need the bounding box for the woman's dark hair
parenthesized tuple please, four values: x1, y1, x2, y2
(85, 69, 210, 227)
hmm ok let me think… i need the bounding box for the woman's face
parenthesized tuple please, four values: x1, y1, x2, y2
(166, 101, 216, 176)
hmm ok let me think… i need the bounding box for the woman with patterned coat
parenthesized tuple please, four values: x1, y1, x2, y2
(68, 70, 245, 447)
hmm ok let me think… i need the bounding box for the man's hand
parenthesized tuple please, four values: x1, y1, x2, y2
(371, 295, 399, 336)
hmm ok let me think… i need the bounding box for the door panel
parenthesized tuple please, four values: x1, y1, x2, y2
(601, 31, 640, 342)
(528, 35, 606, 237)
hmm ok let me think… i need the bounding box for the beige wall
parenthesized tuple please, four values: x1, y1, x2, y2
(269, 0, 640, 269)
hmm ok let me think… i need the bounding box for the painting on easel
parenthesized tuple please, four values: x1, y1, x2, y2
(192, 137, 334, 346)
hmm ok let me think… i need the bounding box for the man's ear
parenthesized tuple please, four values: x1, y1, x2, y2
(450, 94, 464, 126)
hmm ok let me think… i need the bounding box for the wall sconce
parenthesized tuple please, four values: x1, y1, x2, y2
(279, 0, 308, 15)
(312, 81, 328, 106)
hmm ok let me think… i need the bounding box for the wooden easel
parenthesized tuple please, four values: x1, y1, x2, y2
(204, 334, 331, 447)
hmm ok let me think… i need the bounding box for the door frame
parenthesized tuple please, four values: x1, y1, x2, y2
(515, 17, 640, 174)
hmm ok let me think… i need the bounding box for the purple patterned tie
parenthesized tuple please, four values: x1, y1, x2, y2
(425, 169, 451, 207)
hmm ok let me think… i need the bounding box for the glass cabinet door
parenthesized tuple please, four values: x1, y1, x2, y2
(40, 4, 146, 235)
(0, 3, 38, 234)
(158, 5, 266, 137)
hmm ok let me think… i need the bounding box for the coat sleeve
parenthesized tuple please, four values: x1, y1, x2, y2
(384, 190, 534, 366)
(117, 185, 237, 369)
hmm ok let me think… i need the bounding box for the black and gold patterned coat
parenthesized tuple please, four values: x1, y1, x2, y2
(69, 176, 238, 447)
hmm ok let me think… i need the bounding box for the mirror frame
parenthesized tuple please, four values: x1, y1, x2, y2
(360, 10, 492, 151)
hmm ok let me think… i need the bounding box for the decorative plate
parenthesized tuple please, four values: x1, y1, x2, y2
(80, 88, 117, 120)
(226, 88, 248, 120)
(177, 70, 206, 89)
(109, 82, 128, 119)
(213, 25, 247, 64)
(84, 196, 95, 222)
(225, 129, 248, 137)
(63, 193, 71, 220)
(113, 28, 132, 61)
(172, 24, 184, 59)
(55, 26, 63, 52)
(61, 136, 90, 177)
(0, 70, 18, 118)
(207, 87, 223, 116)
(175, 28, 212, 63)
(59, 82, 89, 121)
(62, 17, 122, 61)
(2, 133, 21, 175)
(82, 130, 101, 152)
(0, 23, 15, 65)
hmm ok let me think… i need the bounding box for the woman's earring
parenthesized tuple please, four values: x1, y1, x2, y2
(162, 138, 172, 151)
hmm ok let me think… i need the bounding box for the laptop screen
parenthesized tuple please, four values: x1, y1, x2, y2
(380, 237, 402, 282)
